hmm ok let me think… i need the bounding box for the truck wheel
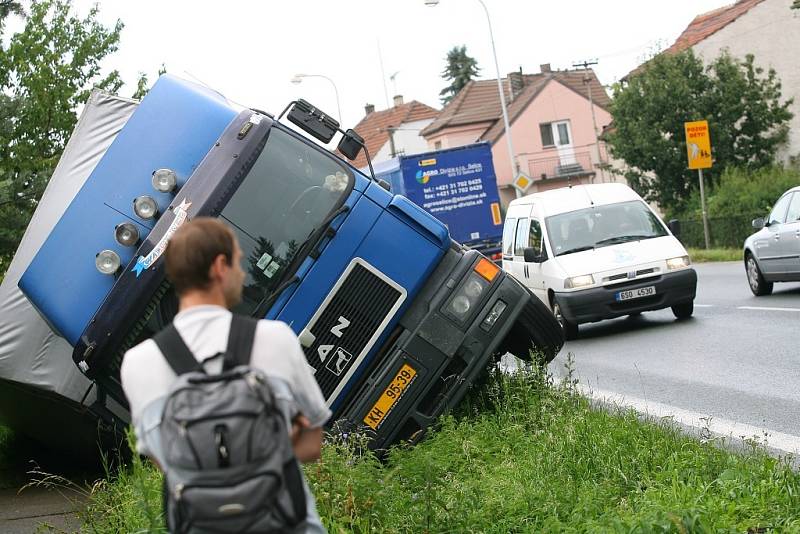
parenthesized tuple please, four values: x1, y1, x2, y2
(552, 301, 578, 341)
(746, 253, 773, 296)
(671, 301, 693, 319)
(499, 295, 564, 364)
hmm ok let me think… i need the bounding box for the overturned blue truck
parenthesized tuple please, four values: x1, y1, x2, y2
(0, 75, 563, 458)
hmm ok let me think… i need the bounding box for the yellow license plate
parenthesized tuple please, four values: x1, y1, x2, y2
(363, 363, 417, 430)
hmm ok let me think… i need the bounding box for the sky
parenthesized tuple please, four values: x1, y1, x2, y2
(12, 0, 735, 128)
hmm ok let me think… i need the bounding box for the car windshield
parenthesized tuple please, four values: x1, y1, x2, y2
(545, 200, 668, 257)
(220, 126, 353, 315)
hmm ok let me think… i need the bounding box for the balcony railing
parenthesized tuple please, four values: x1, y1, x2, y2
(525, 150, 595, 181)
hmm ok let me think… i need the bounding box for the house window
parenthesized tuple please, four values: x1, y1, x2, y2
(540, 121, 572, 148)
(540, 123, 554, 147)
(434, 140, 442, 150)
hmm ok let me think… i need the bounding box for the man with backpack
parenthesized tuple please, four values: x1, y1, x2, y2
(121, 217, 330, 533)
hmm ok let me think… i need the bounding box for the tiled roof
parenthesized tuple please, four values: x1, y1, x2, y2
(343, 101, 439, 169)
(664, 0, 766, 54)
(625, 0, 766, 79)
(421, 70, 611, 143)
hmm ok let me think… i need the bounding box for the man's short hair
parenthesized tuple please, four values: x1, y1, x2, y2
(165, 217, 236, 295)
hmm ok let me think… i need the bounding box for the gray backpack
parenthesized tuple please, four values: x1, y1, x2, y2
(153, 315, 307, 533)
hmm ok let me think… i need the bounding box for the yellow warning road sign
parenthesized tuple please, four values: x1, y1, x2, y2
(684, 120, 712, 169)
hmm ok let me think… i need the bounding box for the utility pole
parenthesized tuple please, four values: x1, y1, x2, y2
(573, 59, 605, 183)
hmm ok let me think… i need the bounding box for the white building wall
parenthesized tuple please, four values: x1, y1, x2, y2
(371, 118, 436, 164)
(691, 0, 800, 162)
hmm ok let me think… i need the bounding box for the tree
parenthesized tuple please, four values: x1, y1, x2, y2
(607, 49, 793, 213)
(0, 0, 123, 271)
(439, 45, 479, 105)
(132, 63, 168, 100)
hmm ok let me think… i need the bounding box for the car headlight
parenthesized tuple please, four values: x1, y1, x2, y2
(95, 249, 121, 275)
(564, 274, 595, 289)
(446, 272, 489, 322)
(666, 255, 691, 270)
(152, 168, 178, 193)
(133, 195, 158, 219)
(114, 222, 140, 247)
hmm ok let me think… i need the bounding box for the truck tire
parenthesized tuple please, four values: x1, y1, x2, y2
(499, 293, 564, 364)
(671, 300, 694, 319)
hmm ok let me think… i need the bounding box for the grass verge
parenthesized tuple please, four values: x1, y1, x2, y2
(687, 247, 742, 263)
(79, 365, 800, 533)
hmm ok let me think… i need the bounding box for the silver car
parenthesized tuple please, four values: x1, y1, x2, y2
(743, 185, 800, 295)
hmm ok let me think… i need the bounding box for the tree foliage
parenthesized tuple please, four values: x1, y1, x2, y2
(439, 45, 479, 105)
(0, 0, 123, 270)
(607, 49, 793, 212)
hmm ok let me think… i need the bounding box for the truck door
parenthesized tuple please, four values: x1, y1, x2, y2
(523, 218, 548, 304)
(501, 216, 517, 272)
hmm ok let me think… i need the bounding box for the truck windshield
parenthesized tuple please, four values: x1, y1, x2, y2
(220, 127, 353, 315)
(545, 200, 668, 257)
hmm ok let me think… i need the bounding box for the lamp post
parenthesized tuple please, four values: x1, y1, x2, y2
(425, 0, 519, 196)
(290, 73, 342, 124)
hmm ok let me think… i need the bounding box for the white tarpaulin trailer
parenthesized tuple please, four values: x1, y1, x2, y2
(0, 90, 137, 457)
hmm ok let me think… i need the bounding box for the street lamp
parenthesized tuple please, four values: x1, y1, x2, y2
(426, 0, 519, 196)
(290, 73, 342, 124)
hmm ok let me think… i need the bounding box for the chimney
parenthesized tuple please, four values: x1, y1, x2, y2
(508, 70, 524, 100)
(540, 63, 552, 74)
(364, 103, 375, 115)
(393, 94, 404, 107)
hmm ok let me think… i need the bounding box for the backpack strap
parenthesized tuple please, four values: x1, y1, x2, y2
(222, 314, 259, 371)
(153, 324, 204, 376)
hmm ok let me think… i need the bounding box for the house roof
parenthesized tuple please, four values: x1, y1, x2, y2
(343, 100, 439, 169)
(420, 69, 611, 143)
(664, 0, 766, 54)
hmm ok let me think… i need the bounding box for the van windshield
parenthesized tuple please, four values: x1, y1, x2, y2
(545, 200, 668, 257)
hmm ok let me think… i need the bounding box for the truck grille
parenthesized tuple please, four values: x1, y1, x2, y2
(302, 259, 406, 402)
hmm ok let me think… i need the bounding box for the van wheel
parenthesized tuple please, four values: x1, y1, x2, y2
(552, 300, 578, 340)
(671, 301, 693, 319)
(746, 253, 773, 296)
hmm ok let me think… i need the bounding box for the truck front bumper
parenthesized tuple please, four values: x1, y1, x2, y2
(339, 248, 530, 452)
(555, 267, 697, 324)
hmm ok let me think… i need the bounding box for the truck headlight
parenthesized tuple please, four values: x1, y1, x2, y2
(114, 222, 140, 247)
(133, 195, 158, 219)
(564, 274, 594, 289)
(446, 272, 489, 322)
(95, 250, 121, 275)
(152, 168, 177, 193)
(666, 255, 691, 270)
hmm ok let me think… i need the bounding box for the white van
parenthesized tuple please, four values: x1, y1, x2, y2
(502, 183, 697, 339)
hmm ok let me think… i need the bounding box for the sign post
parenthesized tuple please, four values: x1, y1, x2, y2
(684, 120, 712, 249)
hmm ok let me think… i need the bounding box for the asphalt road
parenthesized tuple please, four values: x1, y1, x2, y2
(547, 261, 800, 452)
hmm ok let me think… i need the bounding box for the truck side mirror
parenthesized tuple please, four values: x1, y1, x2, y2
(287, 99, 339, 143)
(523, 248, 545, 263)
(667, 219, 681, 237)
(337, 129, 364, 160)
(752, 217, 765, 230)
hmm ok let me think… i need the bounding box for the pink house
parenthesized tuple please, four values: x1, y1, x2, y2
(421, 65, 614, 208)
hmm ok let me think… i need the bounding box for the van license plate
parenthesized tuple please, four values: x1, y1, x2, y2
(615, 286, 655, 302)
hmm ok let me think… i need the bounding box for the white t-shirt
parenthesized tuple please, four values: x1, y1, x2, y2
(120, 304, 331, 533)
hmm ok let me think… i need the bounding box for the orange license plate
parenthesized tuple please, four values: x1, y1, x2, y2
(363, 363, 417, 430)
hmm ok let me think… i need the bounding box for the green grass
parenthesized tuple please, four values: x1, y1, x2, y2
(79, 366, 800, 533)
(687, 247, 743, 263)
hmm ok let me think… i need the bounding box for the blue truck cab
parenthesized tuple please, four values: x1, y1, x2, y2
(19, 75, 562, 450)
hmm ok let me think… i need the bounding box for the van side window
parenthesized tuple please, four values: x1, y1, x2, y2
(502, 217, 517, 256)
(514, 218, 529, 256)
(528, 219, 544, 255)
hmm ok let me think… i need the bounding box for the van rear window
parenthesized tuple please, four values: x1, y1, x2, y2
(502, 217, 516, 256)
